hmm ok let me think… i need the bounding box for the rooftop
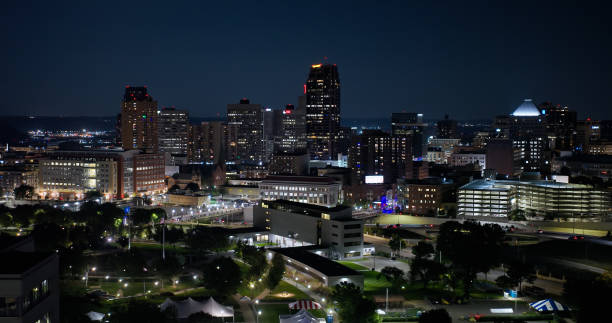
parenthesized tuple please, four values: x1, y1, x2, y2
(262, 200, 353, 220)
(262, 176, 337, 184)
(0, 252, 56, 275)
(270, 247, 361, 277)
(460, 179, 593, 190)
(511, 99, 541, 117)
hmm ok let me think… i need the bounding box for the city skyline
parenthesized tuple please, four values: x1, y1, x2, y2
(1, 1, 612, 119)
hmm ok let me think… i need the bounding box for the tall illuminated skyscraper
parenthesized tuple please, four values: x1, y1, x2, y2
(305, 63, 340, 160)
(159, 107, 189, 161)
(120, 86, 158, 151)
(226, 98, 263, 163)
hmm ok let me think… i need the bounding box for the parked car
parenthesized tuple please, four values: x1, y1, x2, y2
(568, 235, 585, 240)
(536, 229, 544, 234)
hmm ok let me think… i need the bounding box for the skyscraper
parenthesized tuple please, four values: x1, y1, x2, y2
(437, 114, 458, 139)
(158, 107, 189, 159)
(305, 63, 340, 160)
(227, 98, 263, 163)
(120, 86, 158, 151)
(391, 112, 425, 159)
(278, 104, 306, 153)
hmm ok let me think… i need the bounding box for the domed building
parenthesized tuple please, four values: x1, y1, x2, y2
(511, 99, 541, 117)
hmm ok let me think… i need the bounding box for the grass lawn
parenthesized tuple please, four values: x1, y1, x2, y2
(257, 304, 325, 323)
(265, 281, 311, 300)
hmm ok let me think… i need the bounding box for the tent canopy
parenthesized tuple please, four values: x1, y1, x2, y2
(288, 300, 322, 310)
(529, 299, 570, 312)
(160, 297, 234, 318)
(279, 309, 320, 323)
(86, 311, 105, 321)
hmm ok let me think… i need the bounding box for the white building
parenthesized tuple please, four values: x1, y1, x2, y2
(450, 151, 486, 169)
(259, 176, 342, 207)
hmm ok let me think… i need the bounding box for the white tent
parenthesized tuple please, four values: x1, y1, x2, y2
(202, 297, 235, 318)
(279, 309, 320, 323)
(86, 311, 105, 321)
(160, 297, 234, 319)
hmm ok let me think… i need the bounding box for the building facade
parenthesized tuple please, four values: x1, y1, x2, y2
(227, 99, 263, 163)
(158, 107, 189, 161)
(254, 200, 364, 259)
(391, 112, 425, 159)
(458, 179, 611, 219)
(305, 64, 341, 160)
(259, 176, 342, 207)
(120, 86, 158, 151)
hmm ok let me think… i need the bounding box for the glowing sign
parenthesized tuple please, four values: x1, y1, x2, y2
(311, 64, 322, 68)
(365, 175, 384, 184)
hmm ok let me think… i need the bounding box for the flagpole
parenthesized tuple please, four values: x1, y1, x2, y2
(162, 218, 166, 260)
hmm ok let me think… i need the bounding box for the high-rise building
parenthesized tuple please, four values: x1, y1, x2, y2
(278, 104, 306, 153)
(492, 99, 548, 174)
(158, 107, 189, 159)
(348, 129, 411, 184)
(188, 121, 225, 165)
(391, 112, 426, 159)
(437, 114, 458, 139)
(227, 98, 263, 163)
(305, 64, 341, 160)
(540, 102, 577, 151)
(120, 86, 159, 151)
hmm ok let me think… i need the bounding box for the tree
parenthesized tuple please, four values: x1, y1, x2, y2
(378, 266, 405, 283)
(186, 227, 229, 252)
(410, 241, 444, 288)
(564, 272, 612, 323)
(235, 242, 268, 280)
(266, 252, 285, 290)
(388, 233, 402, 257)
(169, 184, 181, 192)
(202, 257, 241, 295)
(506, 260, 535, 292)
(84, 190, 102, 200)
(185, 182, 200, 191)
(14, 185, 34, 199)
(331, 282, 378, 323)
(436, 221, 505, 298)
(419, 309, 451, 323)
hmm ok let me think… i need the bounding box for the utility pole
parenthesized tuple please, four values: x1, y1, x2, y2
(162, 218, 166, 260)
(385, 288, 389, 312)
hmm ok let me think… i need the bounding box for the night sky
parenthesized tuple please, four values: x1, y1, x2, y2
(1, 1, 611, 120)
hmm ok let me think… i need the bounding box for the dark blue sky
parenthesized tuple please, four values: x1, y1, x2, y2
(1, 0, 611, 119)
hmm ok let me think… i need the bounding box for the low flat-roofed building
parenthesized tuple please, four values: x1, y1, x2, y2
(166, 192, 209, 206)
(259, 176, 342, 207)
(458, 179, 611, 219)
(0, 236, 59, 323)
(270, 247, 363, 288)
(254, 200, 363, 259)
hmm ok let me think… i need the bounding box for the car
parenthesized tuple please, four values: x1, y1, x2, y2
(568, 235, 585, 240)
(428, 296, 441, 305)
(536, 229, 544, 234)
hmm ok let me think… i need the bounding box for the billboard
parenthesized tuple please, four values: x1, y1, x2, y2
(365, 175, 384, 184)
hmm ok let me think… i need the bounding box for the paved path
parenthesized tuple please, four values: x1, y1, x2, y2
(351, 256, 411, 273)
(233, 293, 255, 323)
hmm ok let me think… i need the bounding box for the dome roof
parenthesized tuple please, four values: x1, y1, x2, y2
(512, 99, 540, 117)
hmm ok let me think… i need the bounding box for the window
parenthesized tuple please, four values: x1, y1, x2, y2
(344, 232, 361, 238)
(344, 241, 361, 247)
(344, 224, 361, 230)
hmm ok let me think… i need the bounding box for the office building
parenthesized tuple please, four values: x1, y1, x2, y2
(0, 235, 59, 323)
(486, 139, 520, 177)
(397, 178, 452, 216)
(254, 200, 364, 260)
(492, 99, 548, 173)
(540, 102, 577, 151)
(391, 112, 426, 159)
(0, 167, 38, 195)
(437, 114, 458, 139)
(259, 175, 342, 207)
(458, 179, 611, 219)
(268, 152, 309, 176)
(305, 64, 341, 160)
(120, 86, 158, 151)
(278, 104, 306, 154)
(227, 99, 263, 163)
(187, 121, 225, 165)
(158, 107, 189, 162)
(450, 148, 486, 169)
(38, 150, 165, 199)
(348, 130, 411, 184)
